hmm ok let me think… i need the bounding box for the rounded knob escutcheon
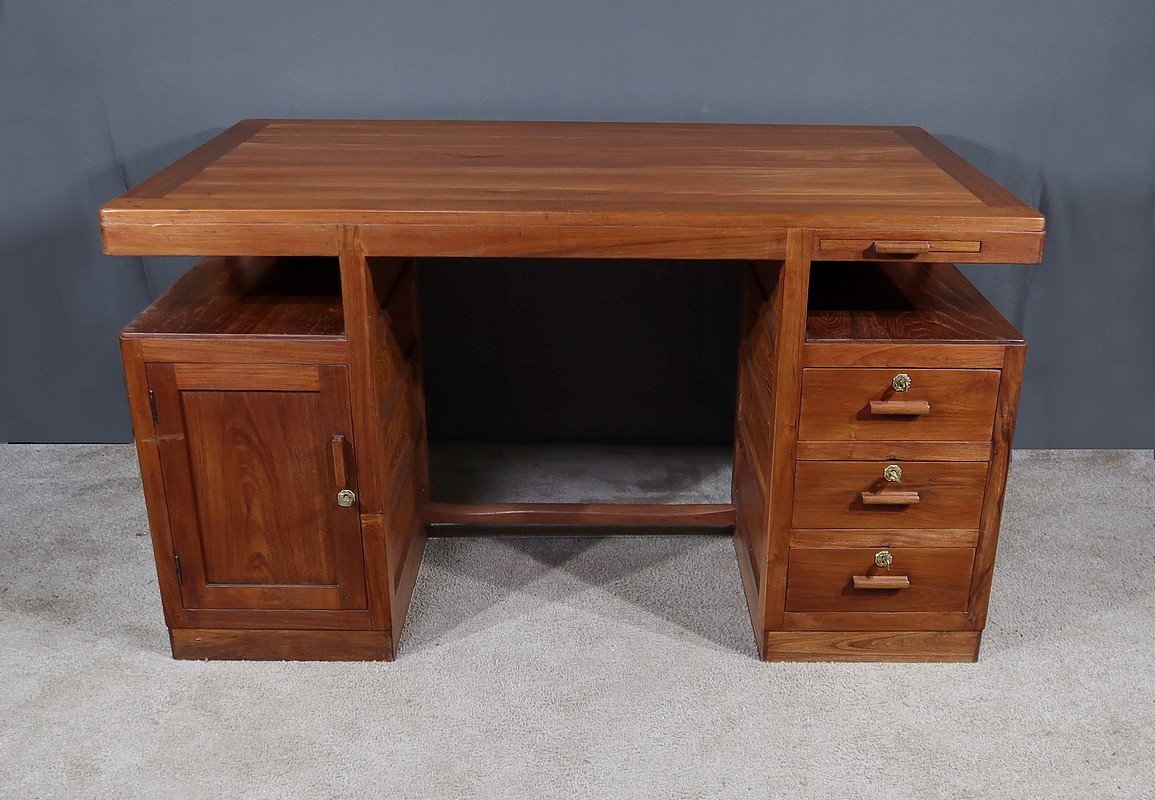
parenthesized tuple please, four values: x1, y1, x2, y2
(875, 550, 894, 569)
(892, 373, 912, 393)
(336, 489, 357, 507)
(883, 464, 902, 483)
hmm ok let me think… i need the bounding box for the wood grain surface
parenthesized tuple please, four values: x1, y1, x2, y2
(101, 120, 1044, 258)
(785, 546, 975, 613)
(799, 368, 1000, 442)
(806, 262, 1025, 344)
(793, 460, 988, 530)
(146, 363, 367, 613)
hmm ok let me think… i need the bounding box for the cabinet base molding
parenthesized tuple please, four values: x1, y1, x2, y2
(762, 630, 981, 663)
(170, 628, 394, 662)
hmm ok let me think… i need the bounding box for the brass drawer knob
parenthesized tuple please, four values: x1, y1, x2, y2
(875, 550, 894, 569)
(892, 373, 912, 393)
(336, 489, 357, 507)
(883, 464, 902, 483)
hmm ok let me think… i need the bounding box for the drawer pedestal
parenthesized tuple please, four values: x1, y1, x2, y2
(735, 261, 1025, 662)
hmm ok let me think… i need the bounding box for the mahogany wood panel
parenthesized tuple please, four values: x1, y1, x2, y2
(793, 460, 988, 530)
(146, 363, 368, 613)
(799, 368, 1000, 442)
(763, 631, 980, 662)
(171, 628, 393, 661)
(806, 262, 1024, 345)
(785, 547, 975, 613)
(421, 502, 737, 527)
(101, 120, 1044, 259)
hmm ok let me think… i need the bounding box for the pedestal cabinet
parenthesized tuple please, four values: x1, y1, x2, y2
(734, 261, 1025, 661)
(120, 254, 427, 660)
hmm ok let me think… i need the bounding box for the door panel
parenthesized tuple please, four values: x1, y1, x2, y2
(147, 363, 367, 612)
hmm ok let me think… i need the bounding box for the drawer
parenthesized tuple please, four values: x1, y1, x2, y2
(792, 460, 987, 529)
(786, 547, 975, 613)
(799, 368, 1000, 442)
(813, 231, 1044, 264)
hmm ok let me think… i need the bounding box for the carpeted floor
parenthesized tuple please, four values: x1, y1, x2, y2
(0, 445, 1152, 798)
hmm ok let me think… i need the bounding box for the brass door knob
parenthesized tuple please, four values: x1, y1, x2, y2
(875, 550, 894, 569)
(892, 373, 912, 392)
(336, 489, 357, 507)
(883, 464, 902, 482)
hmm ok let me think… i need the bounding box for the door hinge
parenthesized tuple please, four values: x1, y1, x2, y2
(148, 389, 159, 426)
(173, 554, 184, 586)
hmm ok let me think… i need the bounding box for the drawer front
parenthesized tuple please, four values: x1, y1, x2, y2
(799, 368, 1000, 443)
(792, 461, 987, 529)
(786, 547, 975, 613)
(813, 231, 1044, 264)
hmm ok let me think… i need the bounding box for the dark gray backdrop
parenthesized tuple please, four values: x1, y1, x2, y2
(2, 1, 1152, 447)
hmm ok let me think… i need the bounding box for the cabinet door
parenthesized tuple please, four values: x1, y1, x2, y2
(146, 363, 367, 611)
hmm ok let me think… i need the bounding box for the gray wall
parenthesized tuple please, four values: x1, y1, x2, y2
(2, 1, 1152, 447)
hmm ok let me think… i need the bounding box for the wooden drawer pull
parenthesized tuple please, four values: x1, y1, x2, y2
(860, 490, 921, 505)
(873, 240, 933, 255)
(852, 574, 911, 590)
(331, 434, 348, 487)
(869, 399, 931, 416)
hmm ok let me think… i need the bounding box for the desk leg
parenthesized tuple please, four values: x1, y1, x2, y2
(340, 226, 429, 659)
(733, 228, 812, 659)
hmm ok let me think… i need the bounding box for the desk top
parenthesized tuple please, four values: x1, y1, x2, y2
(101, 119, 1044, 259)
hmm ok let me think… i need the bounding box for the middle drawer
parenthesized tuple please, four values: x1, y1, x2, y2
(799, 368, 1000, 442)
(793, 460, 988, 529)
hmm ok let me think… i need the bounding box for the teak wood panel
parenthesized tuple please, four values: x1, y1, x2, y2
(100, 120, 1044, 259)
(796, 441, 992, 462)
(730, 230, 814, 649)
(967, 345, 1026, 629)
(763, 630, 980, 663)
(339, 231, 428, 650)
(171, 628, 393, 661)
(798, 368, 1000, 442)
(145, 362, 368, 612)
(123, 255, 345, 338)
(805, 262, 1024, 345)
(792, 460, 988, 530)
(422, 502, 737, 527)
(785, 547, 975, 614)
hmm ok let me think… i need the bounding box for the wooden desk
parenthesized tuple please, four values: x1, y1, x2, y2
(102, 120, 1044, 662)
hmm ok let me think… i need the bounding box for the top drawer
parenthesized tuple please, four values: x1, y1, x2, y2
(814, 232, 1044, 264)
(799, 368, 1000, 442)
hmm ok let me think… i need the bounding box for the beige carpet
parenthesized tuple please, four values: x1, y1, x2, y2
(1, 445, 1152, 798)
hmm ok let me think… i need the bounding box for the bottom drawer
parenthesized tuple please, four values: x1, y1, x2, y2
(786, 547, 975, 613)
